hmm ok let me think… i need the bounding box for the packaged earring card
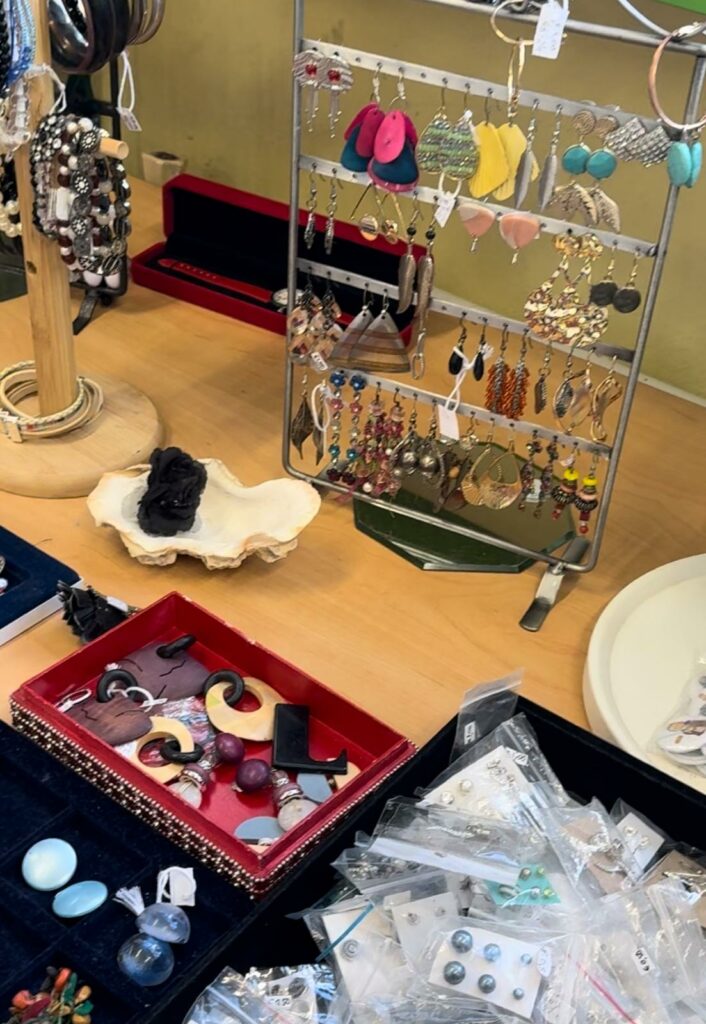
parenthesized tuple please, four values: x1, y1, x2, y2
(651, 654, 706, 779)
(10, 592, 415, 894)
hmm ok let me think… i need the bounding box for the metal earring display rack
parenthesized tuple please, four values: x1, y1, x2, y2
(284, 0, 706, 629)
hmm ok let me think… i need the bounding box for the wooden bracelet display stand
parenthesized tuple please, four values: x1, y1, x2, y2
(0, 0, 162, 498)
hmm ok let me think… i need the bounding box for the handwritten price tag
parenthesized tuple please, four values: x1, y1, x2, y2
(532, 1, 569, 60)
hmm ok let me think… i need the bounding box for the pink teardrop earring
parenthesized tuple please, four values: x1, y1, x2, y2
(457, 199, 496, 253)
(497, 211, 541, 263)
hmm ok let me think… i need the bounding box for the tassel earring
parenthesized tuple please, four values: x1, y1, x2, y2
(485, 325, 509, 415)
(534, 437, 559, 519)
(504, 329, 530, 420)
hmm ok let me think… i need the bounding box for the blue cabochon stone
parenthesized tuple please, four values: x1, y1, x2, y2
(22, 838, 77, 892)
(53, 880, 108, 918)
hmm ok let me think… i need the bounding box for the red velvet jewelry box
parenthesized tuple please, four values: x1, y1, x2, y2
(11, 592, 415, 895)
(131, 173, 419, 336)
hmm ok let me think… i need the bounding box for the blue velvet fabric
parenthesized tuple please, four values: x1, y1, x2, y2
(0, 526, 79, 631)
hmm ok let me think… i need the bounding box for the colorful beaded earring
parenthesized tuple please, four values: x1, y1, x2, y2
(538, 105, 562, 211)
(326, 369, 346, 480)
(575, 454, 600, 534)
(485, 325, 510, 414)
(341, 372, 366, 485)
(534, 437, 559, 519)
(551, 447, 579, 521)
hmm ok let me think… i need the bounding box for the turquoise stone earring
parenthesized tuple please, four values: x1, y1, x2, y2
(561, 109, 596, 176)
(586, 145, 617, 181)
(668, 138, 703, 188)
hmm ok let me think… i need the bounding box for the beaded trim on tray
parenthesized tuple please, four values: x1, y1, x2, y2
(10, 699, 415, 895)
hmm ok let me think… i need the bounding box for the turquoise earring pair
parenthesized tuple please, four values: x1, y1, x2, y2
(667, 136, 703, 189)
(562, 109, 618, 182)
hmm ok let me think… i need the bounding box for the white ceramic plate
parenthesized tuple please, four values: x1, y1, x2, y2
(583, 554, 706, 796)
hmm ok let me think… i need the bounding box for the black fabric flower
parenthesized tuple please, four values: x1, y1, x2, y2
(137, 447, 207, 537)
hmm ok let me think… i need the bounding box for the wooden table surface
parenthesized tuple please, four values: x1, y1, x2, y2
(1, 179, 705, 748)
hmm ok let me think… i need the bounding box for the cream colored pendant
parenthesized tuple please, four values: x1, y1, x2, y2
(205, 676, 283, 741)
(125, 717, 195, 783)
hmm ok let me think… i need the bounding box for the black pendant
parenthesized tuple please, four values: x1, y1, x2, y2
(448, 349, 464, 375)
(589, 280, 618, 307)
(472, 350, 485, 381)
(612, 286, 641, 313)
(272, 704, 348, 774)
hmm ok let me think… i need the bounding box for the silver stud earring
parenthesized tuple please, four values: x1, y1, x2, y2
(341, 939, 360, 960)
(439, 790, 455, 806)
(459, 778, 474, 794)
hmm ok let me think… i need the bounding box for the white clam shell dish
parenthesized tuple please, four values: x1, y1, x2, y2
(87, 459, 321, 569)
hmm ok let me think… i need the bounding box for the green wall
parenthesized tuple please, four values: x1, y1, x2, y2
(126, 0, 706, 398)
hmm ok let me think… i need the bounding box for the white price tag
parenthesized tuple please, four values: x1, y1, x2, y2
(632, 947, 654, 976)
(434, 192, 455, 228)
(118, 106, 142, 132)
(532, 1, 569, 60)
(157, 866, 197, 906)
(524, 479, 542, 504)
(438, 404, 460, 440)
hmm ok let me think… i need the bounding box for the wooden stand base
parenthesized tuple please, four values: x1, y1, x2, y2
(0, 373, 163, 498)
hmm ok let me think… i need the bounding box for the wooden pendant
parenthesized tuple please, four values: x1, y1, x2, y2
(205, 677, 282, 742)
(125, 717, 195, 783)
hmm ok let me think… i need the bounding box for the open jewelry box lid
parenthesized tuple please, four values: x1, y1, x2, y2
(131, 173, 420, 335)
(11, 592, 416, 894)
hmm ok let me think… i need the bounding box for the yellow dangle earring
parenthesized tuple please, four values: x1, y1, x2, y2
(468, 88, 510, 199)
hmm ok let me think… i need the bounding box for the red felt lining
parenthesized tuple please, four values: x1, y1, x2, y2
(13, 593, 414, 886)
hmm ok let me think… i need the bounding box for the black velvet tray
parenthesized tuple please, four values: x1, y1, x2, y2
(0, 721, 257, 1024)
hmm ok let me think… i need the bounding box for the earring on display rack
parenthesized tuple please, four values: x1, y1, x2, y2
(498, 209, 541, 263)
(292, 49, 326, 131)
(326, 369, 346, 481)
(553, 348, 594, 434)
(324, 169, 339, 256)
(613, 251, 643, 313)
(586, 114, 621, 232)
(291, 371, 315, 458)
(504, 329, 530, 420)
(551, 442, 579, 520)
(369, 69, 420, 193)
(589, 244, 618, 307)
(390, 393, 422, 478)
(575, 452, 601, 534)
(538, 104, 563, 211)
(303, 167, 318, 249)
(448, 314, 468, 376)
(473, 319, 488, 381)
(485, 325, 510, 415)
(469, 89, 510, 199)
(590, 357, 622, 443)
(341, 66, 384, 172)
(397, 194, 421, 313)
(547, 109, 598, 225)
(535, 436, 559, 518)
(350, 184, 382, 242)
(518, 429, 542, 511)
(534, 340, 553, 414)
(477, 424, 522, 510)
(348, 292, 410, 374)
(513, 99, 540, 209)
(411, 225, 436, 380)
(330, 288, 373, 367)
(457, 198, 496, 253)
(417, 80, 452, 175)
(461, 420, 497, 506)
(320, 52, 354, 137)
(416, 402, 446, 490)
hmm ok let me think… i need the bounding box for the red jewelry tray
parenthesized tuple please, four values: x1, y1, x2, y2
(11, 592, 415, 894)
(131, 174, 419, 336)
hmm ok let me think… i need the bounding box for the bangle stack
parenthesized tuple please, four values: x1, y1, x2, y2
(49, 0, 166, 74)
(30, 112, 132, 289)
(0, 362, 104, 442)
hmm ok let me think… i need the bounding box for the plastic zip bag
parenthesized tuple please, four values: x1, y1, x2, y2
(368, 797, 543, 885)
(243, 964, 343, 1024)
(182, 967, 301, 1024)
(452, 671, 523, 760)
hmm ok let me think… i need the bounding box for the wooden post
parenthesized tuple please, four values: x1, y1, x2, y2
(15, 0, 77, 414)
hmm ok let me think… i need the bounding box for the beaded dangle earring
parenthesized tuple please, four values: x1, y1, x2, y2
(534, 341, 553, 415)
(613, 252, 643, 313)
(473, 320, 488, 381)
(341, 372, 366, 485)
(518, 430, 542, 511)
(304, 168, 318, 249)
(397, 195, 421, 313)
(534, 436, 559, 519)
(448, 315, 468, 376)
(504, 329, 530, 420)
(551, 444, 579, 520)
(485, 325, 510, 414)
(575, 453, 601, 534)
(324, 169, 339, 255)
(538, 105, 563, 211)
(326, 369, 346, 481)
(358, 382, 388, 494)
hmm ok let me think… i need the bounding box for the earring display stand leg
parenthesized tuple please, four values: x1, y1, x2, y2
(0, 0, 162, 499)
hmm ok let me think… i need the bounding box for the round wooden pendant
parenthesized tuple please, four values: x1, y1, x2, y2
(205, 677, 283, 742)
(126, 716, 195, 783)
